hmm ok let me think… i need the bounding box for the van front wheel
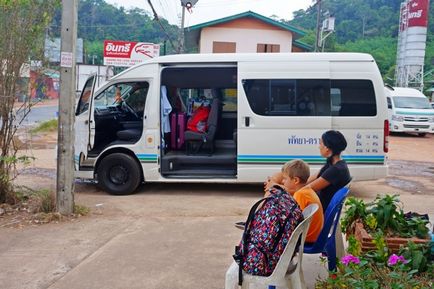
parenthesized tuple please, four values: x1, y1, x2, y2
(97, 153, 141, 195)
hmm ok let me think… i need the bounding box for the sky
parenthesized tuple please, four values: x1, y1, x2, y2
(104, 0, 313, 26)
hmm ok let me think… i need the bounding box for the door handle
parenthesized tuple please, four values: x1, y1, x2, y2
(245, 117, 250, 127)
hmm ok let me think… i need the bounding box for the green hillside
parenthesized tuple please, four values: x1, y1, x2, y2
(287, 0, 434, 85)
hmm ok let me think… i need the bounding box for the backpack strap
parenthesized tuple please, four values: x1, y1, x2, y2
(233, 196, 270, 286)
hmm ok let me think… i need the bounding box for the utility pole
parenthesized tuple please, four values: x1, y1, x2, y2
(179, 5, 186, 54)
(315, 0, 322, 52)
(57, 0, 78, 215)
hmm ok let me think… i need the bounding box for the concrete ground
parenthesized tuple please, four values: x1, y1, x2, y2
(0, 133, 433, 289)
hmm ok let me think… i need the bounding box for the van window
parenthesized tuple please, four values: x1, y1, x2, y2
(242, 79, 330, 116)
(331, 80, 377, 116)
(387, 97, 392, 109)
(222, 89, 237, 112)
(76, 75, 95, 115)
(94, 82, 149, 114)
(392, 97, 431, 109)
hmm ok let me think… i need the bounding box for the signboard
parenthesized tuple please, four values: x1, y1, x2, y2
(45, 38, 83, 63)
(60, 52, 73, 68)
(407, 0, 429, 27)
(103, 40, 160, 67)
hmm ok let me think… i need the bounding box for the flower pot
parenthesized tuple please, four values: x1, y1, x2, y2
(354, 222, 430, 253)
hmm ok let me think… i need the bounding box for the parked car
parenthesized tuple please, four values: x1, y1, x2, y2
(385, 86, 434, 137)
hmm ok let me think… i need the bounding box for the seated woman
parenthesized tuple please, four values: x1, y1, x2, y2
(307, 130, 352, 211)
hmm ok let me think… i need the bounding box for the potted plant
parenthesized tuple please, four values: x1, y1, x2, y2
(341, 194, 430, 252)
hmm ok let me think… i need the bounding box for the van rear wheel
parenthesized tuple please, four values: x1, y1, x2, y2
(418, 133, 426, 137)
(97, 153, 141, 195)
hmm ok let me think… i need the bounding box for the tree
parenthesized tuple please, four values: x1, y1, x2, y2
(0, 0, 59, 203)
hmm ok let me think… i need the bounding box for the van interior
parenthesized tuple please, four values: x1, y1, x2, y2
(159, 66, 238, 177)
(86, 81, 149, 158)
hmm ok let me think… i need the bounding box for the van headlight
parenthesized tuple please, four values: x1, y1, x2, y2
(391, 115, 404, 122)
(429, 116, 434, 123)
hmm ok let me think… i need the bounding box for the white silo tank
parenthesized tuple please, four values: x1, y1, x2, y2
(404, 0, 429, 69)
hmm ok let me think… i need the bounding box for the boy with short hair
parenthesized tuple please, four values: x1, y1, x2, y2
(266, 160, 324, 243)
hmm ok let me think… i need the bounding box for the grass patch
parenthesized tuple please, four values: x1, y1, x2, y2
(33, 189, 56, 213)
(74, 204, 90, 216)
(30, 119, 58, 134)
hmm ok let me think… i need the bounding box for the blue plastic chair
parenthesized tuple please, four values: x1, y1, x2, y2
(303, 186, 350, 271)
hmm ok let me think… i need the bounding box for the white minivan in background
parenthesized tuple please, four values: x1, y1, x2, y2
(385, 86, 434, 137)
(74, 53, 389, 195)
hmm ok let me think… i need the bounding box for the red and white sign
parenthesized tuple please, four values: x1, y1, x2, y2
(103, 40, 160, 67)
(407, 0, 429, 27)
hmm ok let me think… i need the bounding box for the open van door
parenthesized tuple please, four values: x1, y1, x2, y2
(74, 74, 97, 166)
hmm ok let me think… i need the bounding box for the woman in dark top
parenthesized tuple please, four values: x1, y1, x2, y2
(307, 130, 351, 211)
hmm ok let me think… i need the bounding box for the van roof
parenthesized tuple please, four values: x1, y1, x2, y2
(144, 52, 374, 65)
(386, 87, 426, 98)
(112, 53, 376, 80)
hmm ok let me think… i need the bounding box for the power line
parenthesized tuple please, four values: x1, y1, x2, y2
(146, 0, 178, 51)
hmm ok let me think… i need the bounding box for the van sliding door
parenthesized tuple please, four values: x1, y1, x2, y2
(237, 61, 332, 181)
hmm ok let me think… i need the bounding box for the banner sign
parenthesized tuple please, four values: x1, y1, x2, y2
(407, 0, 429, 27)
(103, 40, 160, 67)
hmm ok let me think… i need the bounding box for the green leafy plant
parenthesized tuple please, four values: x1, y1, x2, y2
(368, 194, 404, 235)
(402, 217, 430, 239)
(341, 197, 368, 234)
(366, 232, 389, 265)
(347, 235, 362, 256)
(399, 241, 430, 273)
(341, 194, 430, 239)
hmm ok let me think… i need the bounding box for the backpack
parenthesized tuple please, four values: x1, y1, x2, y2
(233, 186, 303, 285)
(187, 105, 210, 133)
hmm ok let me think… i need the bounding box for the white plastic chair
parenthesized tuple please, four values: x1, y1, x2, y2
(225, 204, 319, 289)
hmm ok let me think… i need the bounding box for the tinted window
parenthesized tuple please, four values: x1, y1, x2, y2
(331, 80, 377, 116)
(242, 79, 330, 116)
(76, 76, 95, 115)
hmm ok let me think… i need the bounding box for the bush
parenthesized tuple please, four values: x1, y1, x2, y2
(316, 235, 433, 289)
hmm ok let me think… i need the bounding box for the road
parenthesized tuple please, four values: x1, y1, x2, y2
(16, 104, 58, 126)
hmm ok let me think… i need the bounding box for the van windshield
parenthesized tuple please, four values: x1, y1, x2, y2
(393, 97, 431, 109)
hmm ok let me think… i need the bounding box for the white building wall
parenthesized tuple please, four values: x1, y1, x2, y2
(200, 27, 292, 53)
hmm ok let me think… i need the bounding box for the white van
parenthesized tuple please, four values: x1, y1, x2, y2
(75, 53, 389, 195)
(385, 86, 434, 136)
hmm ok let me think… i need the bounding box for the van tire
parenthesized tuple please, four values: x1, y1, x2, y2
(418, 133, 426, 137)
(97, 153, 141, 195)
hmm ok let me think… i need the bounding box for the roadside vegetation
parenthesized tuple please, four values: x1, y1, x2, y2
(0, 0, 59, 204)
(30, 119, 58, 134)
